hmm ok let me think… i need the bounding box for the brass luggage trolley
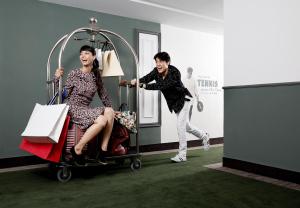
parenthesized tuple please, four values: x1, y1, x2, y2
(46, 18, 141, 182)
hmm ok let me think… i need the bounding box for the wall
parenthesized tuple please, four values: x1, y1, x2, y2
(161, 24, 224, 143)
(224, 0, 300, 86)
(0, 0, 160, 159)
(224, 85, 300, 172)
(224, 0, 300, 172)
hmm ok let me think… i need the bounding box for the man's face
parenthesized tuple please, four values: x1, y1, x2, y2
(155, 58, 169, 74)
(187, 68, 193, 78)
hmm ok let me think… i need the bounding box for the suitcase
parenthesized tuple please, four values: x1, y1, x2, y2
(64, 123, 90, 160)
(64, 120, 130, 160)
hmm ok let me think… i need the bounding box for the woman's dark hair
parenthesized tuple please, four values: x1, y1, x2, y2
(80, 45, 101, 87)
(154, 52, 171, 63)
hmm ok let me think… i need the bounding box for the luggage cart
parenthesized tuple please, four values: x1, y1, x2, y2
(46, 18, 141, 182)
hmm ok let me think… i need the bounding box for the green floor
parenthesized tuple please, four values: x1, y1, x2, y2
(0, 146, 299, 208)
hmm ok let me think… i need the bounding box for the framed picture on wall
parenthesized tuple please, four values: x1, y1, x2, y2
(136, 29, 161, 127)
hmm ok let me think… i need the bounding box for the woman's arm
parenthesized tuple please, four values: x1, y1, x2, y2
(53, 68, 75, 99)
(97, 79, 113, 107)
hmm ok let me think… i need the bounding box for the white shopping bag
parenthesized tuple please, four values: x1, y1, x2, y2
(21, 103, 69, 143)
(102, 50, 124, 77)
(96, 48, 103, 70)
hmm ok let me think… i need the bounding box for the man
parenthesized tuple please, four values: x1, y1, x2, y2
(131, 52, 209, 163)
(182, 67, 200, 121)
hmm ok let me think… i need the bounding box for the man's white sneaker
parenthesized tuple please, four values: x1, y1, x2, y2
(170, 154, 187, 163)
(202, 133, 210, 150)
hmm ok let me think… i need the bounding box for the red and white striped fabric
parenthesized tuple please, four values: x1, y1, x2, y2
(64, 123, 88, 159)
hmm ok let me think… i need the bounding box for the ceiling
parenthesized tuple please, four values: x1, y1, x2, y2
(40, 0, 223, 34)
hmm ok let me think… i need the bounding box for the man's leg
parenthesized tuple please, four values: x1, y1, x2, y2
(189, 104, 193, 121)
(171, 101, 190, 162)
(186, 107, 210, 150)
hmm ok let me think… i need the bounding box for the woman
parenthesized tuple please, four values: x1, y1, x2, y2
(54, 45, 114, 164)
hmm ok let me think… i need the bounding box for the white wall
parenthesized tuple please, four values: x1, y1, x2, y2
(224, 0, 300, 86)
(161, 24, 224, 143)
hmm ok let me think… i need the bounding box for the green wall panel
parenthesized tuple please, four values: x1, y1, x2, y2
(224, 84, 300, 172)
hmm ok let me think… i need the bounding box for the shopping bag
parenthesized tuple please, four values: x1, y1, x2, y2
(95, 48, 103, 70)
(114, 103, 137, 133)
(19, 116, 70, 163)
(114, 111, 137, 133)
(47, 87, 68, 105)
(21, 103, 69, 143)
(102, 50, 124, 77)
(109, 122, 129, 156)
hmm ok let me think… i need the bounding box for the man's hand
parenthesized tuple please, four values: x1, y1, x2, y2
(131, 79, 139, 86)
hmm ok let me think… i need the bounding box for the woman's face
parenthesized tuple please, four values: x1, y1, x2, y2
(155, 58, 169, 74)
(80, 50, 95, 67)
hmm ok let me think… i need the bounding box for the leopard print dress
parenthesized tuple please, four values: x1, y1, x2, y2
(55, 69, 112, 130)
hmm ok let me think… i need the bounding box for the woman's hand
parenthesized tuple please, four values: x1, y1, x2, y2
(55, 68, 64, 78)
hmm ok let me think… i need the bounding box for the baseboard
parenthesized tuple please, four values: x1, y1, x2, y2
(0, 137, 223, 169)
(140, 137, 223, 152)
(0, 156, 47, 169)
(223, 157, 300, 184)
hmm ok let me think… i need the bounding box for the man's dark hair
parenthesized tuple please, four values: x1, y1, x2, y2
(154, 52, 171, 63)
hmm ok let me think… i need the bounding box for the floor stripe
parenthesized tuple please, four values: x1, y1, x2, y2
(141, 144, 223, 155)
(205, 162, 300, 191)
(0, 164, 48, 173)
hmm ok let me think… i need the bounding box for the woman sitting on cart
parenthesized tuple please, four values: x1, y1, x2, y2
(54, 45, 114, 164)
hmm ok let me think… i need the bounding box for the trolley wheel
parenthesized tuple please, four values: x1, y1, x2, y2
(57, 167, 72, 183)
(130, 158, 141, 170)
(115, 158, 125, 166)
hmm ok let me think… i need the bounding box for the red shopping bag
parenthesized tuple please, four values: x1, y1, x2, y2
(109, 122, 129, 156)
(19, 116, 70, 163)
